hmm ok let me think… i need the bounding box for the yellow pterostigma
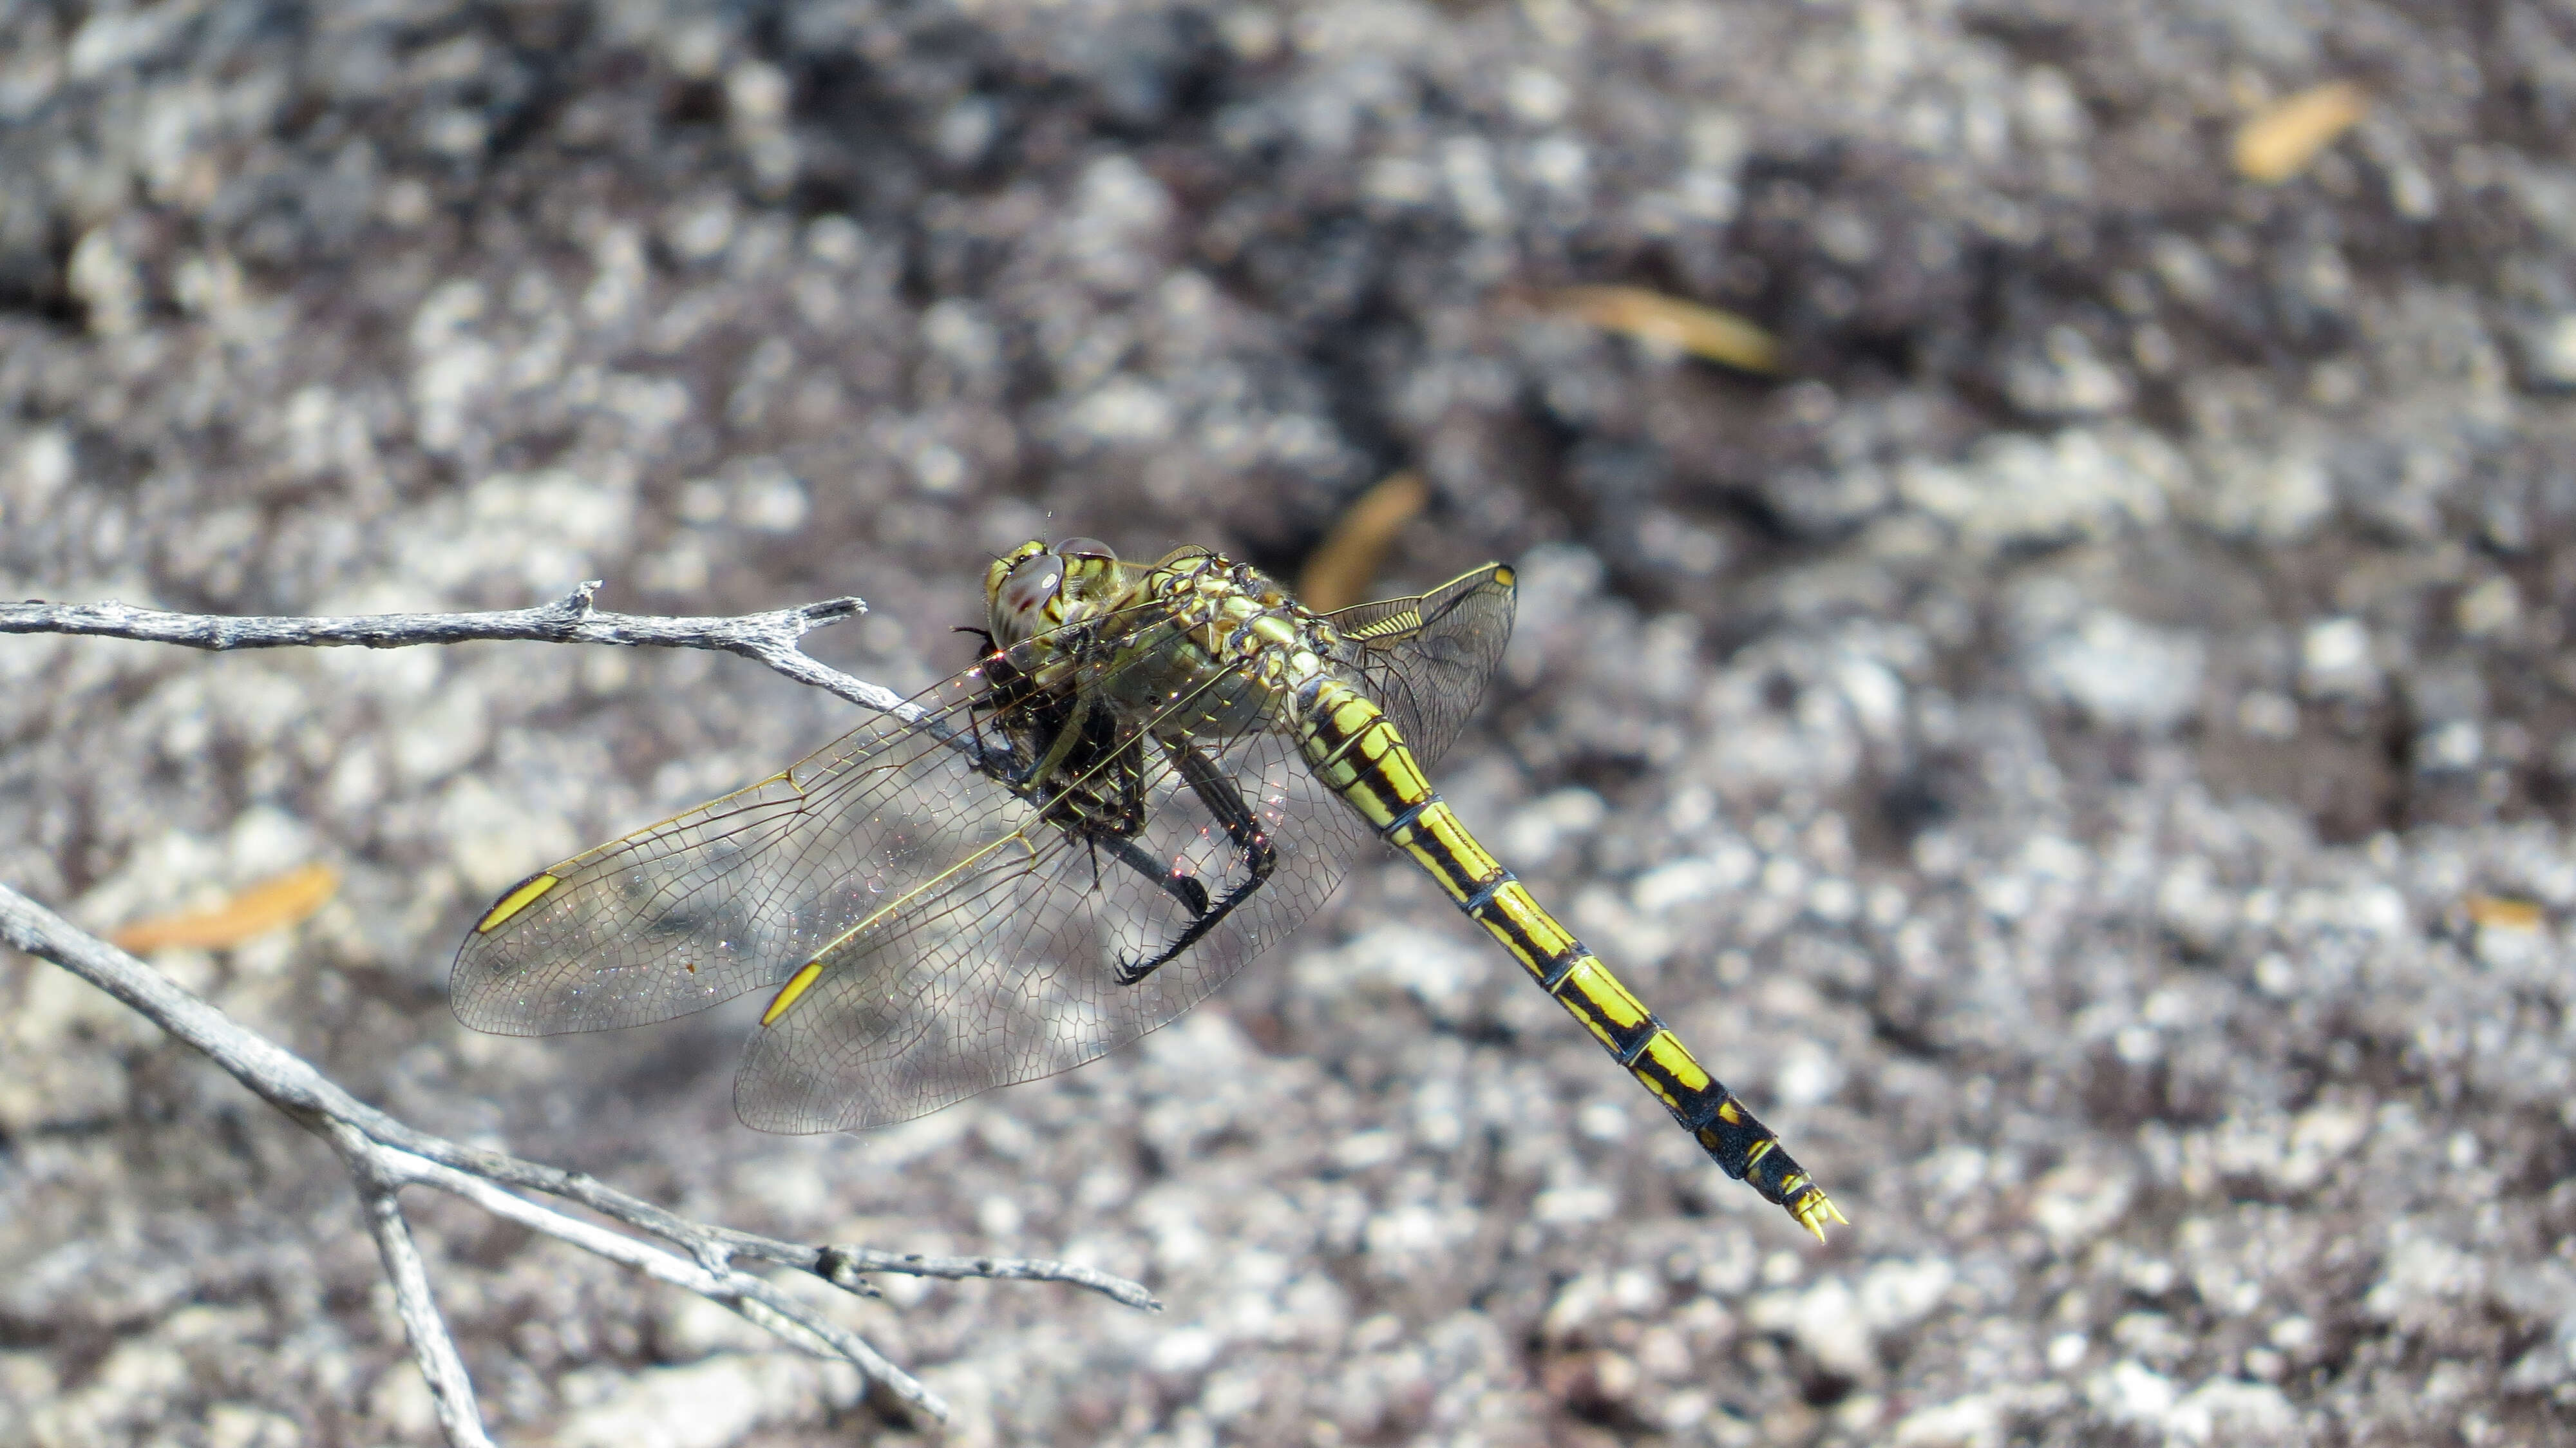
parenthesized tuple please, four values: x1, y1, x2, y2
(454, 539, 1844, 1240)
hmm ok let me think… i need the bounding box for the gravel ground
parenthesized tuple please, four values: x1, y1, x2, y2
(6, 1, 2576, 1443)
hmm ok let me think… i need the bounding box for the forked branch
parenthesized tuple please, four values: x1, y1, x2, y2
(0, 589, 1160, 1443)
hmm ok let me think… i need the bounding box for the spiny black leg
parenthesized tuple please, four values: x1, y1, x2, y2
(1079, 735, 1152, 898)
(1099, 834, 1211, 917)
(1001, 709, 1206, 915)
(1111, 735, 1147, 835)
(1070, 734, 1210, 917)
(1115, 740, 1276, 986)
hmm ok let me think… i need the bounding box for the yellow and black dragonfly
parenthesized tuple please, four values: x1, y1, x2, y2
(453, 539, 1842, 1239)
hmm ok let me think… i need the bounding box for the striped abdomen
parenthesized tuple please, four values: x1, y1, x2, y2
(1294, 676, 1844, 1241)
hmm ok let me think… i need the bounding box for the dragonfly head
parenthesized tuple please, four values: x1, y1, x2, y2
(987, 537, 1121, 649)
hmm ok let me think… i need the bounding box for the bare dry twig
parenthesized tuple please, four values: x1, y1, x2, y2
(0, 581, 907, 717)
(0, 587, 1162, 1443)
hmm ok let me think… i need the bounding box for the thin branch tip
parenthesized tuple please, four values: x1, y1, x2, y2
(801, 595, 869, 625)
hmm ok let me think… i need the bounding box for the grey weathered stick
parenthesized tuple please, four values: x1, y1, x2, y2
(0, 590, 1171, 1440)
(329, 1122, 499, 1448)
(0, 586, 923, 723)
(382, 1145, 947, 1420)
(0, 871, 1148, 1311)
(0, 885, 966, 1431)
(808, 1245, 1162, 1309)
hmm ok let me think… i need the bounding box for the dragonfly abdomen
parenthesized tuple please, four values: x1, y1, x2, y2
(1296, 676, 1844, 1241)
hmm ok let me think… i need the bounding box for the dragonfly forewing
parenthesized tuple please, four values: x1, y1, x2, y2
(451, 672, 1012, 1036)
(455, 646, 1383, 1130)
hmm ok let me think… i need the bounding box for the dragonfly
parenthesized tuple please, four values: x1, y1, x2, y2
(453, 538, 1843, 1239)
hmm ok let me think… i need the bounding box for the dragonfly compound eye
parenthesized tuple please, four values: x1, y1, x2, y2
(992, 551, 1068, 646)
(1054, 537, 1117, 562)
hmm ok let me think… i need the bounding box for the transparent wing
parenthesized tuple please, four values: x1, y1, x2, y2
(451, 669, 1017, 1038)
(1326, 562, 1517, 767)
(734, 708, 1372, 1130)
(452, 632, 1379, 1132)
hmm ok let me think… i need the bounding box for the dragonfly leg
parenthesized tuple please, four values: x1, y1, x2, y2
(1091, 833, 1212, 918)
(1113, 739, 1277, 986)
(974, 669, 1203, 916)
(1066, 734, 1206, 911)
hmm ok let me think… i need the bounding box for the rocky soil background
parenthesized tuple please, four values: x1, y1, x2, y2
(6, 0, 2576, 1443)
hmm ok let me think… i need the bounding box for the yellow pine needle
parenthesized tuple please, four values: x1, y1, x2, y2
(110, 862, 341, 953)
(2463, 893, 2545, 933)
(1555, 285, 1781, 374)
(2233, 81, 2369, 185)
(1298, 470, 1431, 612)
